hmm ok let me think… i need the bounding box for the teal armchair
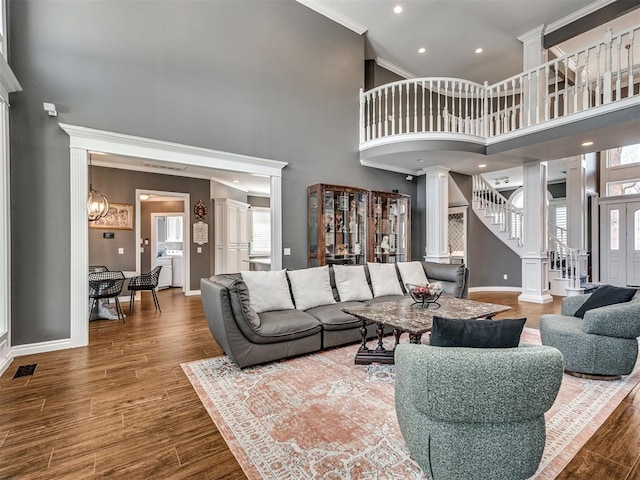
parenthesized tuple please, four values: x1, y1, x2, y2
(395, 344, 563, 480)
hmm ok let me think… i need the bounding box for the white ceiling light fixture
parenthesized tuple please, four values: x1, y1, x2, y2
(475, 48, 484, 54)
(478, 164, 486, 168)
(393, 5, 403, 14)
(140, 194, 150, 201)
(582, 141, 594, 147)
(418, 47, 426, 54)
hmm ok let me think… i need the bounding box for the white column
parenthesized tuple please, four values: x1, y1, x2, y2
(423, 166, 450, 263)
(70, 147, 89, 348)
(519, 161, 553, 304)
(566, 156, 586, 250)
(0, 99, 11, 373)
(518, 25, 547, 127)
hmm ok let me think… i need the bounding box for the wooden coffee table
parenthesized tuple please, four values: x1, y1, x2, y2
(342, 295, 511, 365)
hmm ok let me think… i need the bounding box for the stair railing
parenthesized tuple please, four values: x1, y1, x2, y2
(472, 174, 523, 246)
(548, 230, 582, 290)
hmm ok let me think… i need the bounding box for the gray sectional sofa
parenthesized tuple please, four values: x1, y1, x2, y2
(201, 261, 469, 368)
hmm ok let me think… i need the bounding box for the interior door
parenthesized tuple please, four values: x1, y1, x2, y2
(601, 203, 626, 287)
(627, 202, 640, 287)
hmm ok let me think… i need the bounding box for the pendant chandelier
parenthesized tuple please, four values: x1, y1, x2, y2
(87, 154, 109, 222)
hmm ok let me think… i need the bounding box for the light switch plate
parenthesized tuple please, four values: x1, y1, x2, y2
(118, 248, 124, 255)
(197, 247, 202, 253)
(284, 248, 291, 256)
(140, 247, 144, 253)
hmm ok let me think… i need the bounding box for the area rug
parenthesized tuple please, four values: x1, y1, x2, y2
(182, 328, 640, 479)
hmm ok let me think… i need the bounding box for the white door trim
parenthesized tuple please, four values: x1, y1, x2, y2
(60, 123, 287, 350)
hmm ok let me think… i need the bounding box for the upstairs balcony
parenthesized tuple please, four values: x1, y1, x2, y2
(359, 25, 640, 174)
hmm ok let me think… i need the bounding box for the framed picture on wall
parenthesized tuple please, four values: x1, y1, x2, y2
(89, 202, 134, 230)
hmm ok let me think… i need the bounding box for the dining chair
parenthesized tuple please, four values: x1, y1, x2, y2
(89, 265, 109, 273)
(128, 266, 163, 315)
(88, 271, 126, 323)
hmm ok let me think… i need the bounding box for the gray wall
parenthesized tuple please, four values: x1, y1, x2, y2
(87, 167, 210, 290)
(9, 0, 416, 345)
(450, 173, 522, 288)
(247, 196, 270, 208)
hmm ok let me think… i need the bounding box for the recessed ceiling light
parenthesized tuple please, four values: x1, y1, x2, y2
(393, 5, 403, 14)
(418, 47, 426, 54)
(233, 180, 240, 183)
(140, 194, 150, 200)
(478, 164, 487, 168)
(475, 48, 483, 54)
(581, 141, 594, 147)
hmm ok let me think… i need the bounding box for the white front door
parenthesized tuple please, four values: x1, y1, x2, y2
(601, 203, 626, 287)
(627, 202, 640, 287)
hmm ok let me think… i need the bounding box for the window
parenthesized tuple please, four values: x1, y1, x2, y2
(610, 209, 619, 251)
(250, 207, 271, 255)
(608, 144, 640, 168)
(607, 179, 640, 197)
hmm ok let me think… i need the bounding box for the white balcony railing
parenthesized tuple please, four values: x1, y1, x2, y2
(360, 25, 640, 145)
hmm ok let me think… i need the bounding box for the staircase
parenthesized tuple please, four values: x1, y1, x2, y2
(472, 174, 585, 296)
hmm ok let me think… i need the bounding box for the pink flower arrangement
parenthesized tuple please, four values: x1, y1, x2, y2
(410, 282, 443, 298)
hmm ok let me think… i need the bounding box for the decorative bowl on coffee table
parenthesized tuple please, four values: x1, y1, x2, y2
(406, 283, 443, 308)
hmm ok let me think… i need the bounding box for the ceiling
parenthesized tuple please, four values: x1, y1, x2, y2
(299, 0, 601, 83)
(90, 153, 271, 197)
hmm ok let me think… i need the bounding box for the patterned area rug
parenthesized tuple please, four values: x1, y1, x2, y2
(182, 328, 640, 479)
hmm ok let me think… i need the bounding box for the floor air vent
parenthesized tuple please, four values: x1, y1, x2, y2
(13, 364, 37, 378)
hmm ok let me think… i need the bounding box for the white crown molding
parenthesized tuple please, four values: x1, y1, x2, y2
(375, 57, 416, 80)
(295, 0, 368, 35)
(545, 0, 618, 34)
(517, 24, 546, 43)
(0, 55, 21, 101)
(59, 124, 288, 177)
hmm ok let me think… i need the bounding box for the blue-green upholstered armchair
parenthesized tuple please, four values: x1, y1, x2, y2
(540, 294, 640, 379)
(395, 344, 563, 480)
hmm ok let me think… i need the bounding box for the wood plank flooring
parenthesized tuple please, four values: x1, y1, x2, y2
(0, 290, 638, 479)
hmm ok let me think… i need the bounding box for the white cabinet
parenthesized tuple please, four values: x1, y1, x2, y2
(156, 256, 173, 289)
(165, 216, 183, 242)
(214, 198, 250, 274)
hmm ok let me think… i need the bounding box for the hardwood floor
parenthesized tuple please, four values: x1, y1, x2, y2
(0, 289, 639, 479)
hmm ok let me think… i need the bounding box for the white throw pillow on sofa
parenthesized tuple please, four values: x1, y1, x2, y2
(367, 262, 404, 297)
(332, 265, 373, 302)
(241, 270, 295, 313)
(397, 261, 429, 288)
(287, 266, 336, 311)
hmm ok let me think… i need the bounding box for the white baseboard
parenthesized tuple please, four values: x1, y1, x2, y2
(469, 286, 522, 293)
(12, 338, 73, 357)
(0, 353, 13, 376)
(185, 290, 201, 296)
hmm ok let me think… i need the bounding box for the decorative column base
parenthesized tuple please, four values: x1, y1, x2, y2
(518, 255, 553, 304)
(423, 255, 451, 264)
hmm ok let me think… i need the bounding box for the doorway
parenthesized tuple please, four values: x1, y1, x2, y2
(61, 123, 287, 351)
(601, 200, 640, 287)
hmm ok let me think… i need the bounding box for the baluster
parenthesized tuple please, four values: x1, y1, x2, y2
(628, 31, 635, 98)
(398, 84, 403, 134)
(437, 80, 441, 132)
(378, 90, 382, 138)
(564, 57, 569, 116)
(429, 80, 434, 131)
(365, 94, 370, 141)
(444, 80, 449, 132)
(616, 35, 622, 101)
(391, 87, 396, 135)
(421, 80, 426, 132)
(359, 88, 364, 144)
(457, 81, 462, 133)
(371, 90, 376, 139)
(573, 54, 579, 114)
(470, 85, 475, 135)
(535, 68, 541, 124)
(465, 83, 470, 133)
(406, 82, 410, 131)
(553, 61, 559, 118)
(583, 49, 590, 110)
(595, 45, 601, 106)
(414, 80, 418, 133)
(384, 87, 389, 137)
(544, 65, 550, 121)
(489, 85, 494, 136)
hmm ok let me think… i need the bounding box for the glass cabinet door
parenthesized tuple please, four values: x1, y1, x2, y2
(371, 192, 410, 263)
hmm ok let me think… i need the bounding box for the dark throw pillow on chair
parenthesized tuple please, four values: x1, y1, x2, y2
(573, 285, 637, 319)
(430, 316, 526, 348)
